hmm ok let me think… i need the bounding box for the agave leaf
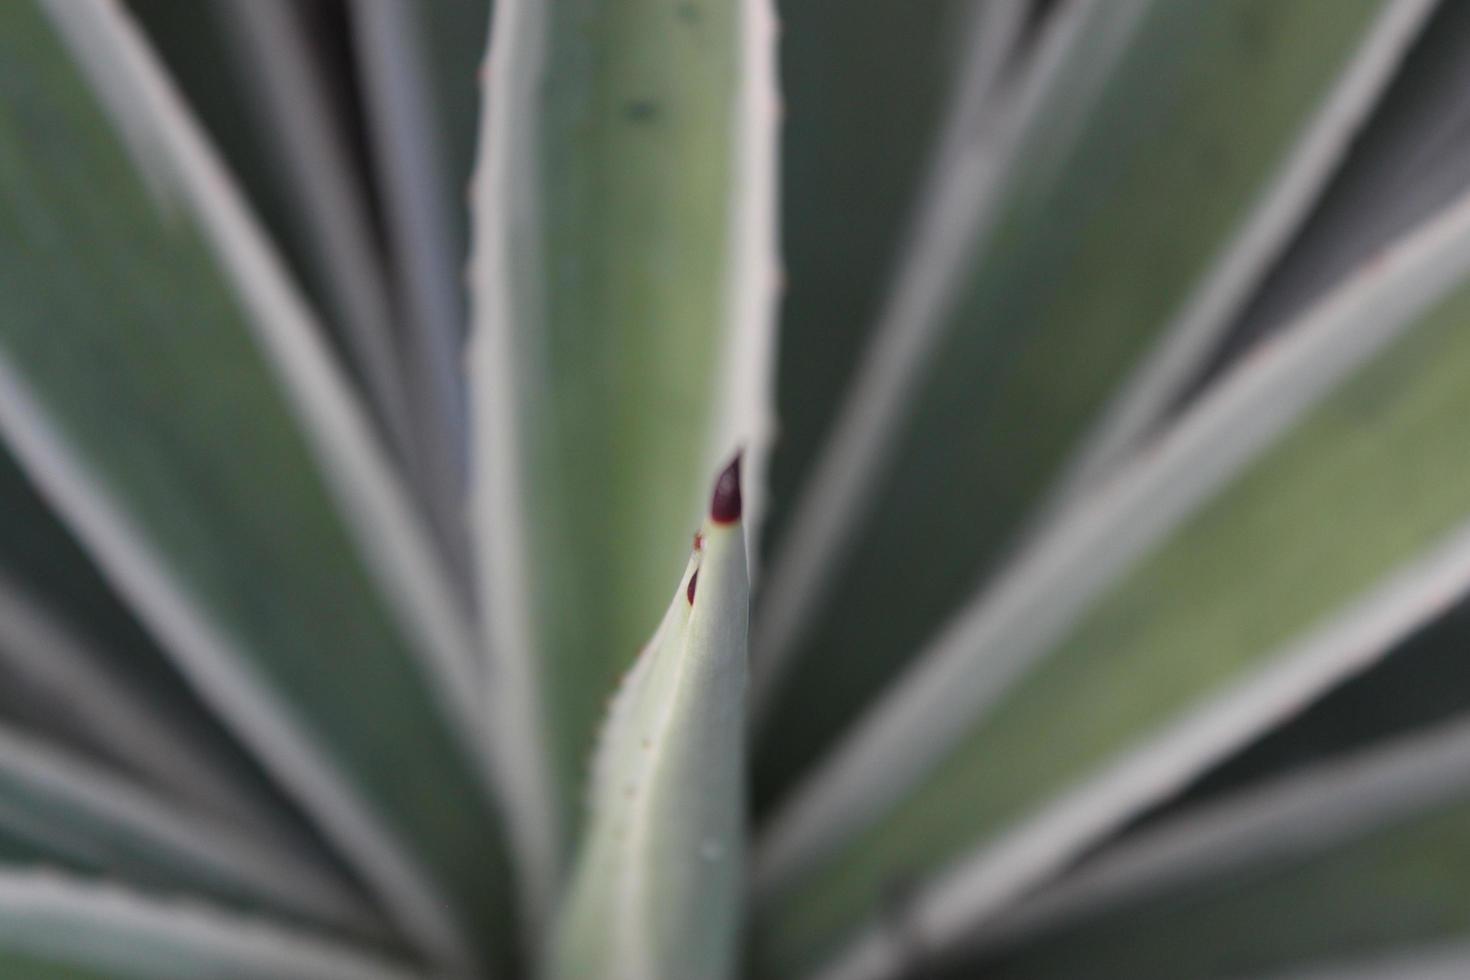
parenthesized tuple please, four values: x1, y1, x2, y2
(0, 454, 308, 841)
(349, 0, 476, 503)
(1194, 0, 1470, 388)
(1030, 0, 1436, 519)
(0, 871, 420, 980)
(1074, 2, 1470, 825)
(0, 720, 377, 938)
(207, 0, 478, 585)
(8, 1, 511, 968)
(753, 173, 1470, 975)
(753, 0, 1429, 810)
(1255, 946, 1470, 980)
(1142, 587, 1470, 822)
(0, 568, 351, 878)
(468, 0, 778, 906)
(412, 0, 492, 251)
(121, 0, 304, 284)
(761, 0, 993, 561)
(120, 0, 367, 361)
(136, 0, 486, 584)
(939, 720, 1470, 980)
(548, 459, 749, 980)
(209, 0, 417, 463)
(803, 516, 1470, 980)
(758, 0, 1470, 914)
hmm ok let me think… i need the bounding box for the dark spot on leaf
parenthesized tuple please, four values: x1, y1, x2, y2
(624, 99, 660, 123)
(686, 569, 699, 605)
(693, 530, 704, 552)
(710, 453, 742, 524)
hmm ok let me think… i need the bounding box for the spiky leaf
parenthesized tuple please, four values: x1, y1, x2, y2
(756, 142, 1470, 979)
(4, 1, 511, 967)
(468, 0, 776, 909)
(549, 460, 750, 980)
(962, 721, 1470, 980)
(754, 0, 1427, 813)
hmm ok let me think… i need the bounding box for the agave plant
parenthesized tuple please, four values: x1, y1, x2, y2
(3, 0, 1470, 976)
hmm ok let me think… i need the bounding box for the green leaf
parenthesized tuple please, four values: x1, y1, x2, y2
(1144, 577, 1470, 820)
(753, 158, 1470, 977)
(953, 720, 1470, 980)
(0, 453, 306, 842)
(468, 0, 777, 903)
(761, 0, 985, 559)
(134, 0, 490, 586)
(349, 0, 480, 555)
(412, 0, 493, 256)
(127, 0, 419, 470)
(0, 720, 377, 938)
(549, 460, 749, 980)
(6, 1, 512, 969)
(121, 0, 312, 312)
(197, 0, 420, 465)
(0, 870, 421, 980)
(0, 563, 369, 931)
(752, 0, 1427, 813)
(1193, 0, 1470, 377)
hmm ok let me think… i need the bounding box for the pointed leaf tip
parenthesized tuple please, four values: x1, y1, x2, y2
(549, 474, 749, 980)
(711, 454, 742, 524)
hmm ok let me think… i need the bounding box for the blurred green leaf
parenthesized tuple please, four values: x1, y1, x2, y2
(1191, 0, 1470, 390)
(2, 1, 511, 968)
(549, 479, 748, 980)
(135, 0, 490, 587)
(1136, 595, 1470, 828)
(754, 0, 1418, 817)
(958, 721, 1470, 980)
(206, 0, 419, 473)
(350, 0, 484, 564)
(0, 449, 309, 840)
(414, 0, 492, 253)
(0, 721, 376, 938)
(0, 871, 421, 980)
(121, 0, 318, 318)
(753, 181, 1470, 977)
(760, 0, 974, 557)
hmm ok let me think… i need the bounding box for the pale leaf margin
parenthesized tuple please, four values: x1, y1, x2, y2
(749, 0, 1137, 719)
(807, 515, 1470, 980)
(0, 869, 422, 980)
(757, 177, 1470, 904)
(707, 0, 781, 579)
(0, 303, 464, 967)
(211, 0, 419, 469)
(31, 0, 494, 965)
(467, 0, 782, 929)
(549, 463, 749, 980)
(1032, 0, 1435, 523)
(0, 569, 285, 838)
(347, 0, 471, 504)
(467, 0, 564, 930)
(1250, 944, 1470, 980)
(1204, 1, 1470, 378)
(945, 716, 1470, 980)
(0, 719, 379, 938)
(42, 0, 492, 792)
